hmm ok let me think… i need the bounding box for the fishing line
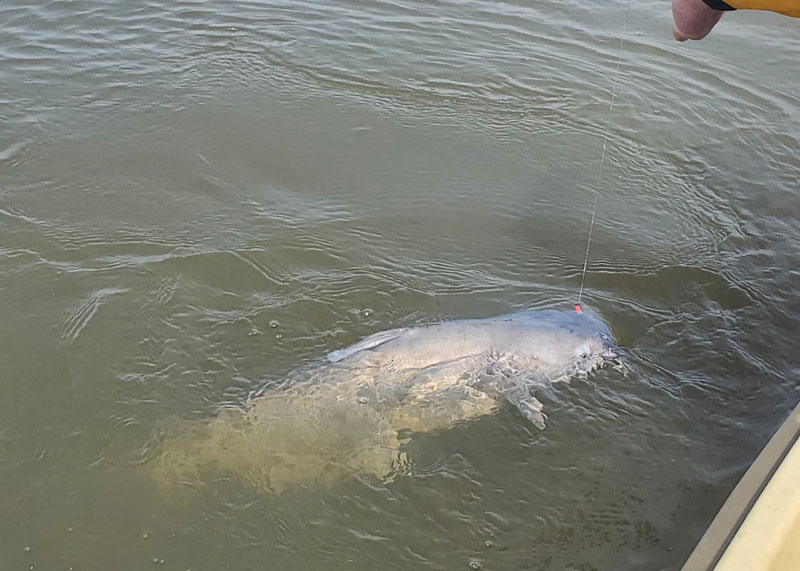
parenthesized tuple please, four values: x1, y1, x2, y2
(575, 0, 633, 312)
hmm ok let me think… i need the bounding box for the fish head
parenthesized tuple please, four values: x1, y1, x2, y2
(510, 310, 619, 378)
(558, 311, 619, 378)
(572, 314, 618, 358)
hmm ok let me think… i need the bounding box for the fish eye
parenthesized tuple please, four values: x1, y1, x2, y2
(576, 345, 590, 359)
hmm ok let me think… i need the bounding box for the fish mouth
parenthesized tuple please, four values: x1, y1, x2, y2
(599, 344, 627, 376)
(598, 332, 620, 361)
(602, 347, 619, 360)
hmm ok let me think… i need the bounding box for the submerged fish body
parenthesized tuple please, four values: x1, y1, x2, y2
(148, 309, 618, 495)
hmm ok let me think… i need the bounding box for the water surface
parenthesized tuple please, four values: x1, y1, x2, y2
(2, 1, 799, 569)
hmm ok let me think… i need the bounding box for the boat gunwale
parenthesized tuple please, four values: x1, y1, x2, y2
(681, 399, 800, 571)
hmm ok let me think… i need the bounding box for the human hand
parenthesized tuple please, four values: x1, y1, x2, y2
(672, 0, 725, 41)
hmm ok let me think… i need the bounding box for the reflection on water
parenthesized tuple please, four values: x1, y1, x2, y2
(1, 0, 799, 569)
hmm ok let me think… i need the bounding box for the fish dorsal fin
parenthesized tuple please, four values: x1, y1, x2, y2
(326, 327, 409, 363)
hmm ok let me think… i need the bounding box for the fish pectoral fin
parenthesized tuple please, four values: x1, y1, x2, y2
(473, 363, 547, 430)
(487, 375, 548, 430)
(506, 392, 547, 430)
(326, 327, 409, 362)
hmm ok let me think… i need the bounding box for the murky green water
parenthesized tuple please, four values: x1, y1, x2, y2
(2, 1, 799, 569)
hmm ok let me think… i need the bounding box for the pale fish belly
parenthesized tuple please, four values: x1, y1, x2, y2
(147, 359, 502, 495)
